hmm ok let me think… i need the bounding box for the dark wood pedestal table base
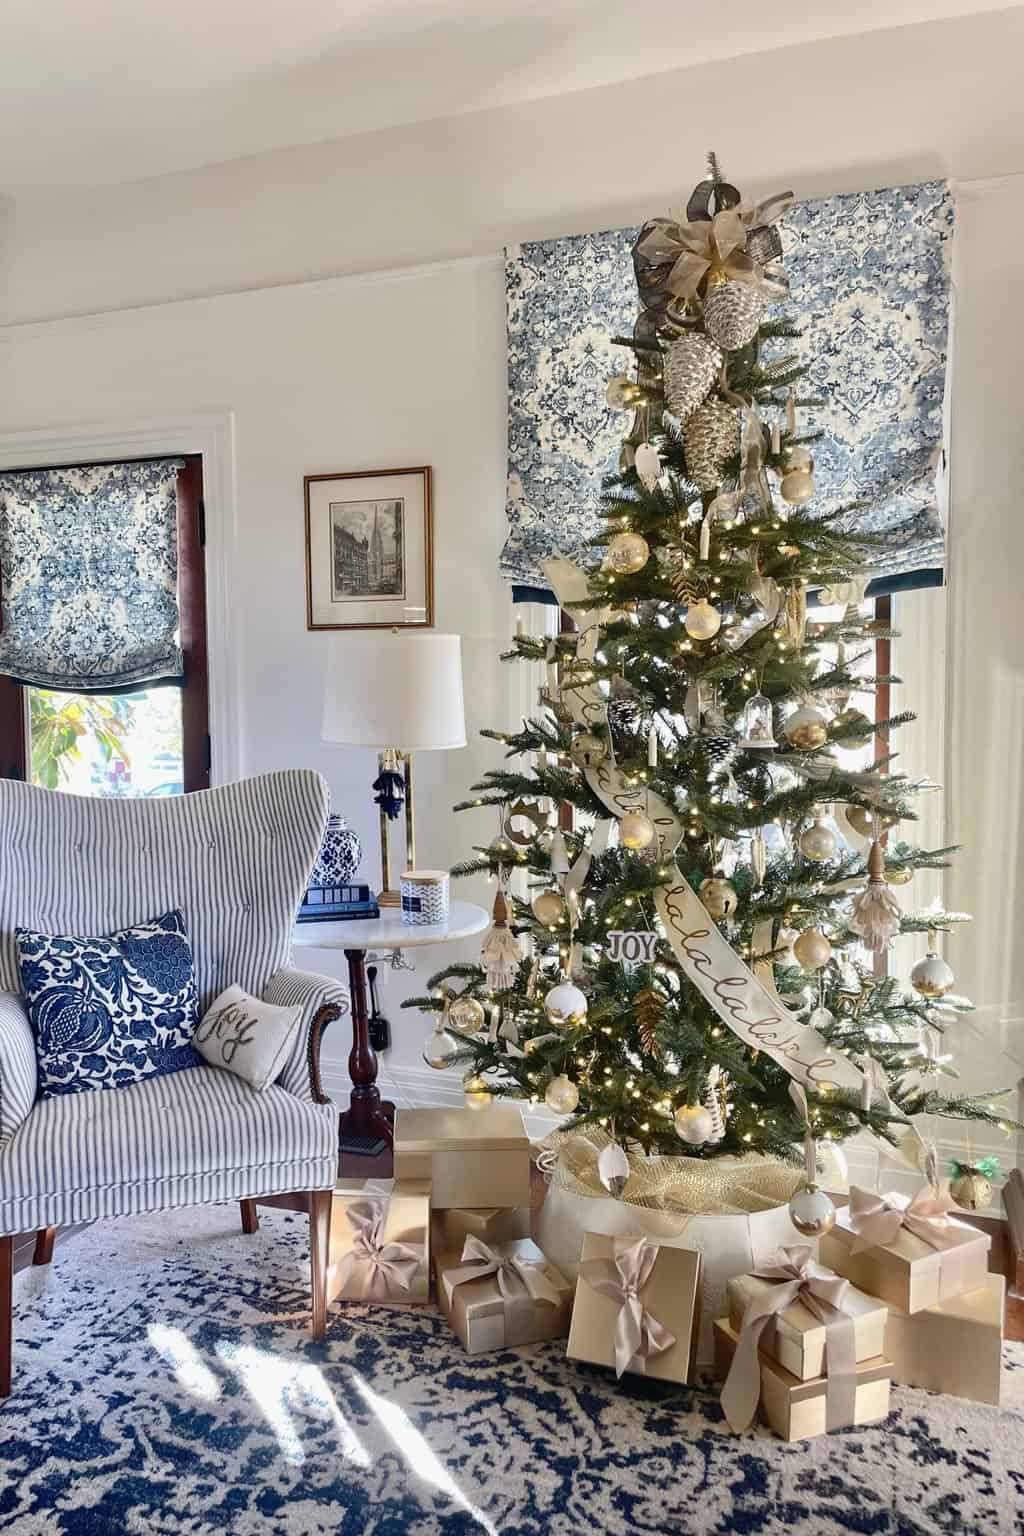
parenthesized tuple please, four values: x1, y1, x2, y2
(293, 901, 489, 1171)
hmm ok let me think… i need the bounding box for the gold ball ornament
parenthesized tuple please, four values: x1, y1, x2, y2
(571, 731, 609, 769)
(830, 707, 872, 737)
(674, 1103, 715, 1145)
(780, 469, 816, 505)
(448, 995, 486, 1036)
(950, 1169, 992, 1212)
(793, 928, 833, 970)
(544, 1074, 580, 1115)
(800, 817, 837, 862)
(684, 599, 723, 641)
(846, 804, 898, 838)
(619, 809, 656, 851)
(910, 950, 955, 999)
(531, 889, 566, 927)
(699, 875, 739, 921)
(885, 865, 914, 886)
(605, 376, 643, 410)
(606, 530, 650, 575)
(784, 706, 829, 750)
(463, 1074, 493, 1110)
(422, 1029, 458, 1069)
(788, 1182, 836, 1237)
(543, 980, 589, 1029)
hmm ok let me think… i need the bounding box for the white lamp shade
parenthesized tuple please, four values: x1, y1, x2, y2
(322, 631, 466, 751)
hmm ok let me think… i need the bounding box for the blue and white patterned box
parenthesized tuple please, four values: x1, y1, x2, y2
(400, 871, 450, 926)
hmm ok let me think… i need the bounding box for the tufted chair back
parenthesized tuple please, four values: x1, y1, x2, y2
(0, 770, 329, 1009)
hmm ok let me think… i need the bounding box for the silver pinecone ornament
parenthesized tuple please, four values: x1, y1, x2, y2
(684, 398, 737, 490)
(703, 279, 764, 351)
(662, 333, 722, 423)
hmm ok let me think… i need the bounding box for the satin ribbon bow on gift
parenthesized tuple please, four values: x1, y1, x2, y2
(334, 1200, 422, 1299)
(444, 1235, 562, 1341)
(579, 1237, 677, 1379)
(847, 1184, 956, 1254)
(721, 1245, 857, 1433)
(636, 192, 793, 303)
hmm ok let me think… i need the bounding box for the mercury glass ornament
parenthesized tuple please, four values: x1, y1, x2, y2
(674, 1103, 714, 1145)
(783, 705, 829, 750)
(738, 691, 776, 748)
(606, 530, 650, 575)
(699, 875, 738, 921)
(422, 1028, 458, 1070)
(910, 949, 955, 999)
(463, 1074, 493, 1110)
(684, 398, 738, 491)
(571, 731, 609, 769)
(544, 980, 589, 1028)
(448, 995, 486, 1036)
(702, 278, 764, 351)
(531, 889, 566, 927)
(662, 332, 722, 422)
(544, 1074, 580, 1115)
(684, 599, 722, 640)
(619, 809, 655, 850)
(793, 928, 832, 970)
(799, 814, 837, 862)
(788, 1181, 836, 1237)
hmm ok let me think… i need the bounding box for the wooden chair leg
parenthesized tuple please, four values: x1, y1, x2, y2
(240, 1200, 259, 1235)
(309, 1190, 332, 1341)
(32, 1227, 57, 1266)
(1, 1235, 12, 1399)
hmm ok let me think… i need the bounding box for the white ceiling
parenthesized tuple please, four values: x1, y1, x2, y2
(2, 0, 1010, 192)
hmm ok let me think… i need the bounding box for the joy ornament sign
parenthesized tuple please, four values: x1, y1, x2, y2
(606, 930, 658, 965)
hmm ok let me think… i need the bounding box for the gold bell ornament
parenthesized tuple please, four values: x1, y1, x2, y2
(847, 838, 902, 953)
(783, 705, 829, 750)
(605, 530, 650, 575)
(949, 1157, 999, 1213)
(699, 874, 738, 922)
(571, 731, 609, 769)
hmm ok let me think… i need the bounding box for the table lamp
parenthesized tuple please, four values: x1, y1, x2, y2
(322, 630, 466, 906)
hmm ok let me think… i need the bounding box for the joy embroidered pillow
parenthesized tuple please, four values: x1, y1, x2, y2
(17, 909, 201, 1098)
(193, 985, 303, 1092)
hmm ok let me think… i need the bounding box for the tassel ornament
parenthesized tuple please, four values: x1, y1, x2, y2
(480, 886, 522, 991)
(848, 839, 902, 952)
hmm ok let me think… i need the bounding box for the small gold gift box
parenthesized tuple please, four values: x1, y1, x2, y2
(566, 1232, 701, 1384)
(437, 1237, 572, 1354)
(714, 1320, 892, 1441)
(327, 1179, 431, 1306)
(431, 1205, 531, 1272)
(884, 1272, 1005, 1404)
(727, 1272, 887, 1382)
(820, 1205, 990, 1314)
(394, 1107, 531, 1210)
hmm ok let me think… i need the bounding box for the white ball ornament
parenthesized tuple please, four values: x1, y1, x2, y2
(463, 1074, 493, 1110)
(422, 1029, 458, 1069)
(531, 889, 566, 927)
(619, 810, 655, 851)
(448, 995, 486, 1035)
(788, 1182, 836, 1237)
(606, 530, 650, 575)
(684, 599, 722, 641)
(910, 950, 955, 999)
(544, 1075, 580, 1114)
(543, 980, 589, 1029)
(793, 928, 832, 970)
(674, 1103, 714, 1145)
(800, 815, 837, 862)
(784, 706, 829, 750)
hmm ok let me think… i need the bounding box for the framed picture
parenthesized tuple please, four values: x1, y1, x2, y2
(304, 465, 433, 631)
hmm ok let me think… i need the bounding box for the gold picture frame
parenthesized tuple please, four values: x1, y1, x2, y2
(304, 465, 433, 631)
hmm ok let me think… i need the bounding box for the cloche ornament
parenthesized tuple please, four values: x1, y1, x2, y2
(422, 1028, 458, 1070)
(463, 1073, 493, 1110)
(793, 928, 832, 970)
(662, 332, 722, 421)
(702, 276, 764, 351)
(800, 812, 837, 862)
(684, 598, 722, 640)
(544, 979, 589, 1028)
(448, 994, 486, 1035)
(910, 948, 955, 999)
(788, 1181, 836, 1238)
(619, 809, 655, 850)
(531, 889, 566, 927)
(606, 530, 650, 575)
(738, 691, 776, 748)
(570, 731, 609, 769)
(674, 1102, 714, 1145)
(684, 398, 737, 491)
(544, 1075, 580, 1114)
(783, 705, 829, 750)
(699, 874, 738, 921)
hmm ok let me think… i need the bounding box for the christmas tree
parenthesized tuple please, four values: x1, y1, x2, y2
(406, 157, 1012, 1186)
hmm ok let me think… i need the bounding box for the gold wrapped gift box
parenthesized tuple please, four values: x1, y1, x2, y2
(566, 1232, 702, 1384)
(327, 1179, 431, 1306)
(431, 1205, 531, 1266)
(437, 1237, 573, 1354)
(714, 1320, 892, 1441)
(727, 1271, 888, 1383)
(884, 1272, 1005, 1405)
(819, 1208, 990, 1314)
(394, 1106, 531, 1210)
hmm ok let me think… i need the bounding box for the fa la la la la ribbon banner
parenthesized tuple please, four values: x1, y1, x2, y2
(542, 556, 865, 1097)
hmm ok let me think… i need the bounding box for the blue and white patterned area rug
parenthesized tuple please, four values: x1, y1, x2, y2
(3, 1207, 1024, 1535)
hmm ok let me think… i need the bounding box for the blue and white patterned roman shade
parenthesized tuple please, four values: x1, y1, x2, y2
(504, 180, 953, 592)
(0, 458, 185, 691)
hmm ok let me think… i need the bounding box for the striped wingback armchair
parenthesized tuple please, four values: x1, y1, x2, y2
(0, 769, 349, 1398)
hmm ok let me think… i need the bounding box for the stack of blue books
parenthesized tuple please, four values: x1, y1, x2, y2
(297, 883, 380, 923)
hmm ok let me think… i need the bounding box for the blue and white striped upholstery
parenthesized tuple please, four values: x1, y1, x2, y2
(0, 770, 349, 1238)
(0, 1066, 338, 1233)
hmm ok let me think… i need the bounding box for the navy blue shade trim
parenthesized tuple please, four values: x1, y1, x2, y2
(512, 585, 560, 606)
(515, 568, 945, 607)
(8, 673, 186, 697)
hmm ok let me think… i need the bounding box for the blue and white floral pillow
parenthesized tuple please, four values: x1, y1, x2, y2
(17, 909, 202, 1098)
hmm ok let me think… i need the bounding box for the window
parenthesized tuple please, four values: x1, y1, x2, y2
(0, 455, 209, 794)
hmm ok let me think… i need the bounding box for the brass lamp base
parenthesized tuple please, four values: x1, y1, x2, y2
(377, 748, 416, 904)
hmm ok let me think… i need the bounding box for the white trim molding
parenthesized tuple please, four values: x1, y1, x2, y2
(0, 411, 242, 785)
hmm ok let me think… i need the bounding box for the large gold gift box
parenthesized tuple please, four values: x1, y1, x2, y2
(393, 1107, 531, 1209)
(431, 1205, 531, 1271)
(437, 1237, 573, 1354)
(727, 1272, 888, 1382)
(327, 1179, 431, 1306)
(566, 1232, 701, 1384)
(884, 1272, 1005, 1404)
(819, 1207, 990, 1314)
(714, 1320, 892, 1441)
